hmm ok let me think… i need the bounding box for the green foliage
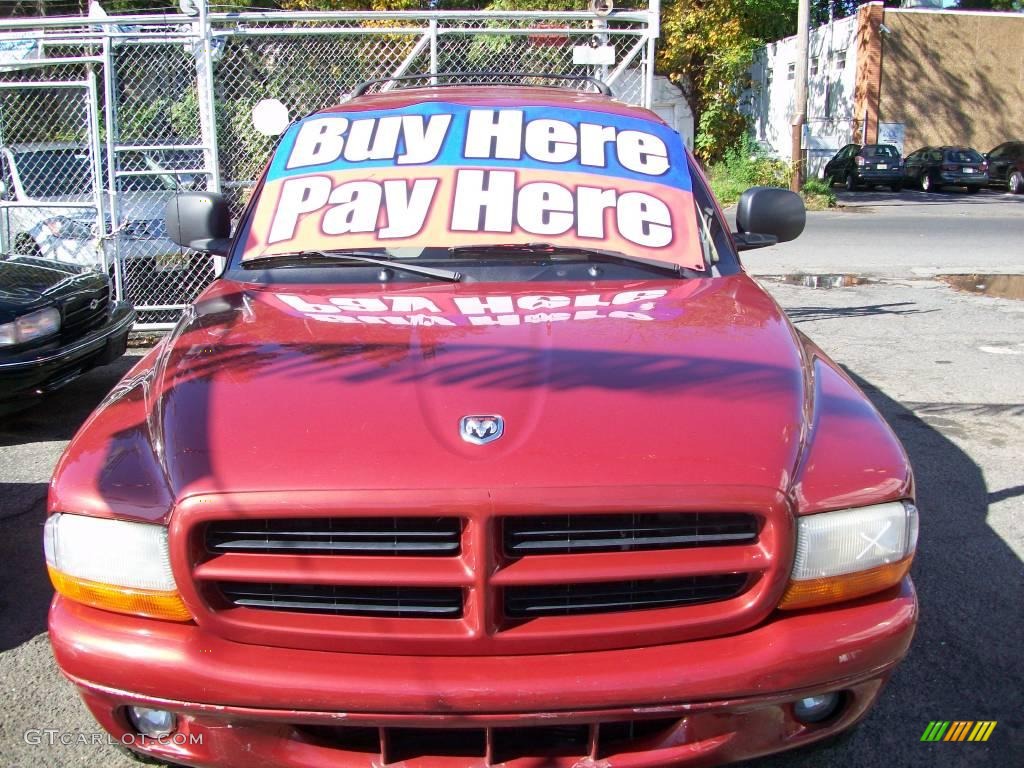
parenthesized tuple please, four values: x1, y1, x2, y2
(215, 98, 276, 210)
(658, 0, 797, 163)
(800, 177, 837, 209)
(116, 92, 201, 144)
(800, 177, 831, 196)
(722, 135, 790, 187)
(706, 135, 790, 206)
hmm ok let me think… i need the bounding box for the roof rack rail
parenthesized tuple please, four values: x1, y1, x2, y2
(351, 72, 612, 98)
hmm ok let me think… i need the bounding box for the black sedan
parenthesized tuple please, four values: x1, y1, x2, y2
(823, 143, 903, 191)
(903, 146, 989, 193)
(985, 140, 1024, 194)
(0, 256, 134, 414)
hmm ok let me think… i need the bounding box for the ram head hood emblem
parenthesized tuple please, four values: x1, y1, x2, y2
(460, 415, 504, 445)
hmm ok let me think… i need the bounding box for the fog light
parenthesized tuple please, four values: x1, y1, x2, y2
(792, 693, 841, 724)
(127, 706, 176, 738)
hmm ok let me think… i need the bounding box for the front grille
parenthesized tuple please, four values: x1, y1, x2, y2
(205, 517, 461, 556)
(504, 575, 749, 618)
(185, 495, 783, 655)
(218, 582, 463, 619)
(504, 512, 759, 556)
(122, 218, 165, 240)
(61, 284, 109, 337)
(298, 718, 679, 763)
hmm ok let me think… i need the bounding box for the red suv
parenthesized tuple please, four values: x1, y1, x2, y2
(45, 77, 918, 768)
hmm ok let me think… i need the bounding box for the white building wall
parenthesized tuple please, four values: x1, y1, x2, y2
(651, 76, 695, 151)
(747, 14, 861, 179)
(614, 72, 695, 150)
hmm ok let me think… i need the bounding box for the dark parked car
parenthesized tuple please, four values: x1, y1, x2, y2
(903, 146, 989, 193)
(823, 143, 903, 191)
(0, 256, 134, 414)
(985, 140, 1024, 194)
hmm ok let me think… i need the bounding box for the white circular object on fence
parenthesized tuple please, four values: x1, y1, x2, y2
(251, 99, 290, 137)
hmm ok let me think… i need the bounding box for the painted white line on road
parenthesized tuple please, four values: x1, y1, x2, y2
(979, 345, 1024, 355)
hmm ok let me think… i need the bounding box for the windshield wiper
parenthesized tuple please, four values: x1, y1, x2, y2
(242, 250, 462, 282)
(447, 243, 685, 278)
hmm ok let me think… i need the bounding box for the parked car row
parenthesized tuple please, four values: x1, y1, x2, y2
(823, 140, 1024, 194)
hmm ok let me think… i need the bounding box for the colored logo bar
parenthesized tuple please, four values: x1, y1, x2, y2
(920, 721, 997, 742)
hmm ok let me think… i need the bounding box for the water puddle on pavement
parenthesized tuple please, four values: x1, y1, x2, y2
(939, 274, 1024, 300)
(781, 273, 873, 289)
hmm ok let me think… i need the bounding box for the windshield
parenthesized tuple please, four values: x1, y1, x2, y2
(945, 148, 984, 164)
(240, 103, 706, 273)
(862, 145, 899, 158)
(16, 150, 93, 197)
(14, 148, 179, 197)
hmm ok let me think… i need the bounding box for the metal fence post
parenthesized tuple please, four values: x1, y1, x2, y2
(196, 0, 221, 194)
(429, 19, 438, 83)
(84, 63, 108, 277)
(101, 27, 123, 298)
(645, 0, 660, 109)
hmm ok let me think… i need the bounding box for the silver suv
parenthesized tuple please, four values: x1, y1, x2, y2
(0, 143, 195, 269)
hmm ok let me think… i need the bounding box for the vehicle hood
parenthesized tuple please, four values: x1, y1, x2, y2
(0, 256, 88, 318)
(140, 274, 810, 498)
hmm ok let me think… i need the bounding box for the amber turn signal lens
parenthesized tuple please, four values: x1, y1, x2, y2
(778, 555, 913, 611)
(47, 566, 192, 622)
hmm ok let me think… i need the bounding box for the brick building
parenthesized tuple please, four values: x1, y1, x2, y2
(748, 3, 1024, 177)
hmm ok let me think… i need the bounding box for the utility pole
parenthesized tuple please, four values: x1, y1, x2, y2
(790, 0, 810, 192)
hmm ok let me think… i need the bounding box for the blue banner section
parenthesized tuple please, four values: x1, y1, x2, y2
(268, 102, 692, 192)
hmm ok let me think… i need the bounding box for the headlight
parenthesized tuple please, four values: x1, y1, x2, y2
(46, 215, 94, 241)
(0, 307, 60, 346)
(779, 501, 918, 610)
(44, 513, 191, 621)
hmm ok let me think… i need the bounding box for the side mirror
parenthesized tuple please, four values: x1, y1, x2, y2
(165, 192, 231, 256)
(733, 186, 806, 251)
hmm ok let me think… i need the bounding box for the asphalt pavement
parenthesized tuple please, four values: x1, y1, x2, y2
(1, 189, 1021, 767)
(743, 186, 1024, 277)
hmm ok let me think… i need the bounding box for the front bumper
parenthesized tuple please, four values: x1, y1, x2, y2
(0, 302, 134, 404)
(50, 578, 917, 767)
(854, 169, 902, 183)
(939, 173, 988, 187)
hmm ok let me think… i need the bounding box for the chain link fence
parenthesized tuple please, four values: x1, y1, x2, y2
(0, 5, 658, 328)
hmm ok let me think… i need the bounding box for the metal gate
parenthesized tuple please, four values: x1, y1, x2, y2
(0, 3, 660, 329)
(0, 48, 107, 274)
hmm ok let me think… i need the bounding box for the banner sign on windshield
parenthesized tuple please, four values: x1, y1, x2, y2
(243, 103, 703, 271)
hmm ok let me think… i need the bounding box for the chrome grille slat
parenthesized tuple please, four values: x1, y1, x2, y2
(209, 540, 457, 553)
(504, 513, 759, 556)
(206, 517, 461, 557)
(504, 575, 748, 618)
(61, 284, 110, 336)
(219, 583, 463, 618)
(509, 532, 755, 551)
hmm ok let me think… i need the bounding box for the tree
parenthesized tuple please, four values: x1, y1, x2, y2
(657, 0, 796, 162)
(810, 0, 858, 25)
